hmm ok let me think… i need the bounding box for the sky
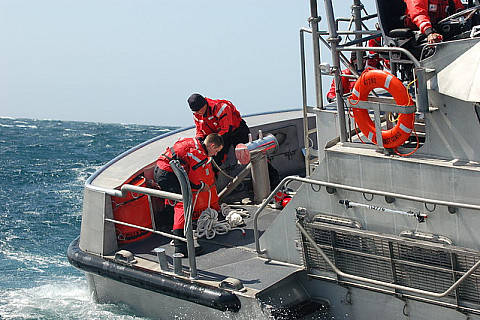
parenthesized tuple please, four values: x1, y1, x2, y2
(0, 0, 376, 127)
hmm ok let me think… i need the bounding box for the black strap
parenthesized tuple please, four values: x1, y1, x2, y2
(162, 147, 186, 165)
(161, 147, 175, 161)
(192, 157, 208, 170)
(448, 0, 456, 16)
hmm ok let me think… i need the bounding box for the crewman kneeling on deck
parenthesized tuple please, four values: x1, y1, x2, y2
(154, 133, 224, 256)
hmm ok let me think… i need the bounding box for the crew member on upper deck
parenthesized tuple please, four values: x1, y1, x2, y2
(366, 26, 391, 70)
(327, 52, 358, 103)
(403, 0, 465, 44)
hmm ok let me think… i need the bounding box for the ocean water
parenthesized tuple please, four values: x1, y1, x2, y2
(0, 117, 177, 319)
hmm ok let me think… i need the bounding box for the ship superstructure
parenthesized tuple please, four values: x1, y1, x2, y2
(68, 1, 480, 319)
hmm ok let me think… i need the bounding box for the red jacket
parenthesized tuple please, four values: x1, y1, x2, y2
(327, 69, 357, 101)
(366, 37, 390, 69)
(156, 137, 215, 190)
(193, 98, 243, 138)
(403, 0, 464, 35)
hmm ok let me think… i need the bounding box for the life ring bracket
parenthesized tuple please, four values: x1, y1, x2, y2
(347, 99, 416, 115)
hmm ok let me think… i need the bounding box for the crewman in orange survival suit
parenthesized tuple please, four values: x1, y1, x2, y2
(154, 133, 223, 256)
(188, 93, 280, 187)
(188, 93, 250, 166)
(326, 52, 358, 103)
(403, 0, 464, 43)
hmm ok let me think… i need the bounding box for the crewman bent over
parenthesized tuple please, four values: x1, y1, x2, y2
(154, 133, 223, 256)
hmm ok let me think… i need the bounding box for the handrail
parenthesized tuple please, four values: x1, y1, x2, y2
(339, 46, 422, 68)
(296, 221, 480, 298)
(95, 160, 198, 279)
(300, 28, 312, 176)
(86, 181, 184, 200)
(104, 218, 185, 241)
(171, 160, 197, 279)
(254, 175, 480, 254)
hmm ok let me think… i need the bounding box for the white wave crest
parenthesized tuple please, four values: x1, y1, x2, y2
(1, 247, 70, 268)
(0, 277, 145, 319)
(15, 124, 38, 129)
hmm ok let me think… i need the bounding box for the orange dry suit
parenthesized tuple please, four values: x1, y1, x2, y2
(327, 69, 357, 103)
(193, 97, 249, 165)
(193, 98, 243, 139)
(403, 0, 464, 35)
(366, 37, 390, 69)
(156, 137, 219, 230)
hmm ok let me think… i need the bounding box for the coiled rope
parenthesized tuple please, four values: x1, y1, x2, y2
(194, 190, 250, 239)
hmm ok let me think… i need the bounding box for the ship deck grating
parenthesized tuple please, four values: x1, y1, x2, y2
(301, 220, 480, 309)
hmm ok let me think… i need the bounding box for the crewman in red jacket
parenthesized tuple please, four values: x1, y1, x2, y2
(326, 52, 358, 103)
(154, 133, 223, 256)
(366, 36, 390, 70)
(403, 0, 464, 43)
(187, 93, 250, 166)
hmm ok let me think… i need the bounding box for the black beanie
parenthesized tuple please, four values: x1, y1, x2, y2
(187, 93, 207, 111)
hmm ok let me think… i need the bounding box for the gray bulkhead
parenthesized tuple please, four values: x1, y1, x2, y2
(255, 36, 480, 320)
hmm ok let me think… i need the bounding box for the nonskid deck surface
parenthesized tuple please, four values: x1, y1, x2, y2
(119, 204, 301, 291)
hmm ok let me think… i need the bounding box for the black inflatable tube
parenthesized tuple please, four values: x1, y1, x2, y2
(67, 237, 241, 312)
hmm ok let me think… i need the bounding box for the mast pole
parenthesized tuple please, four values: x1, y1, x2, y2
(323, 0, 348, 142)
(353, 0, 365, 69)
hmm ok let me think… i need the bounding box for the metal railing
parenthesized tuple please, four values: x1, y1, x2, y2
(88, 160, 199, 279)
(253, 174, 480, 302)
(300, 0, 431, 159)
(297, 220, 480, 299)
(253, 175, 480, 254)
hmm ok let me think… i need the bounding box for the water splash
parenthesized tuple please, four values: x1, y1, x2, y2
(0, 277, 148, 320)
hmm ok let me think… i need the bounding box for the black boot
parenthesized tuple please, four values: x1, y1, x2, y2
(172, 229, 187, 256)
(172, 229, 204, 257)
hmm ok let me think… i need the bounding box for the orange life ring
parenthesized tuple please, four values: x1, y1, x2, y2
(349, 69, 415, 149)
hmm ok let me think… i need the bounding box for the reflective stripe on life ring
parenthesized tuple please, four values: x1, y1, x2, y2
(349, 69, 415, 149)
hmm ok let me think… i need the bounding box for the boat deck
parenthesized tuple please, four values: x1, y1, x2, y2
(118, 203, 302, 293)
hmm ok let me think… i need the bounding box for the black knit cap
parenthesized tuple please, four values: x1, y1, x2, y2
(187, 93, 207, 111)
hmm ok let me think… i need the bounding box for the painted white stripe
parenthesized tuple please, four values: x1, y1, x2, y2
(216, 103, 227, 117)
(399, 123, 412, 134)
(384, 75, 393, 89)
(368, 131, 374, 141)
(187, 153, 202, 163)
(208, 116, 214, 120)
(194, 138, 199, 149)
(352, 88, 360, 98)
(419, 21, 431, 30)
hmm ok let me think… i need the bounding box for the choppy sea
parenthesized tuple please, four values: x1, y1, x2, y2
(0, 117, 177, 319)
